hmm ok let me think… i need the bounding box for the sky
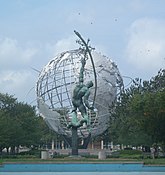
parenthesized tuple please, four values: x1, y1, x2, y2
(0, 0, 165, 105)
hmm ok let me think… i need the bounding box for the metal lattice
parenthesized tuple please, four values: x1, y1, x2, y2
(36, 49, 123, 138)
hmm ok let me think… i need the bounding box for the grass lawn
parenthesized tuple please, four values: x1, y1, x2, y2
(1, 157, 165, 165)
(142, 158, 165, 165)
(1, 149, 165, 165)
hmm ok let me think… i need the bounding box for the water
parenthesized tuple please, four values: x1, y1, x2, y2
(1, 172, 165, 175)
(1, 163, 165, 175)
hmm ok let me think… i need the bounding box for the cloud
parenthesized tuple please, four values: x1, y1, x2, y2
(0, 38, 38, 70)
(126, 18, 165, 75)
(0, 38, 40, 102)
(0, 70, 36, 102)
(45, 35, 78, 57)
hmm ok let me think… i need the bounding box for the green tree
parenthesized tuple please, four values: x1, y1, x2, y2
(37, 116, 58, 149)
(142, 90, 165, 144)
(0, 93, 18, 153)
(12, 102, 42, 149)
(109, 69, 165, 148)
(0, 93, 44, 153)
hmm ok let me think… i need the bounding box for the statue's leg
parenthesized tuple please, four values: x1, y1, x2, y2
(79, 105, 89, 125)
(67, 111, 78, 128)
(71, 111, 78, 126)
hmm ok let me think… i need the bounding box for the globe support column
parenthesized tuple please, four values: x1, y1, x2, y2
(71, 126, 78, 156)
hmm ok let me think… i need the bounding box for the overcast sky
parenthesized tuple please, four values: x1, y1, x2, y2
(0, 0, 165, 104)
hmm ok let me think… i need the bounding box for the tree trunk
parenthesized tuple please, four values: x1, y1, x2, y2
(10, 146, 15, 155)
(0, 147, 2, 155)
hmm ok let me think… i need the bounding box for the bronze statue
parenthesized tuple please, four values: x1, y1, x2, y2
(71, 58, 94, 127)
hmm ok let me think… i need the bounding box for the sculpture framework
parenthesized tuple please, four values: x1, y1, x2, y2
(36, 31, 123, 148)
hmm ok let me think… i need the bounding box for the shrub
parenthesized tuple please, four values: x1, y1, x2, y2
(119, 149, 142, 159)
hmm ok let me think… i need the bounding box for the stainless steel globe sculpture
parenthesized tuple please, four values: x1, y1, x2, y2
(36, 48, 123, 140)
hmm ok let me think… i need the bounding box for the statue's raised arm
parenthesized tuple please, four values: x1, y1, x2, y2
(74, 30, 97, 107)
(79, 58, 86, 84)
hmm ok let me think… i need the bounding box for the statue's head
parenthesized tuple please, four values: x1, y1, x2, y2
(86, 81, 93, 88)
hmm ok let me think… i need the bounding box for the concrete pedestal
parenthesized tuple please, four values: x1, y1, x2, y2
(98, 150, 106, 160)
(41, 151, 49, 159)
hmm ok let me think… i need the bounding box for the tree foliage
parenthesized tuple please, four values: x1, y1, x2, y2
(109, 69, 165, 147)
(0, 93, 57, 154)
